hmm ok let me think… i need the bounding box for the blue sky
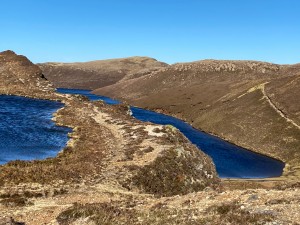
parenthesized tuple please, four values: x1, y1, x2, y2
(1, 0, 299, 64)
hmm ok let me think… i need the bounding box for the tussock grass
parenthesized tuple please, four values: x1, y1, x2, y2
(206, 202, 275, 225)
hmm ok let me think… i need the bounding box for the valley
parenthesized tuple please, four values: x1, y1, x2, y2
(0, 51, 299, 224)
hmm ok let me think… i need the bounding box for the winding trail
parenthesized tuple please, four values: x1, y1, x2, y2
(247, 83, 300, 130)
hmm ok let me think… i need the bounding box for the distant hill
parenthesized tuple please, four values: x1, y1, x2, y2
(38, 57, 168, 89)
(94, 59, 300, 175)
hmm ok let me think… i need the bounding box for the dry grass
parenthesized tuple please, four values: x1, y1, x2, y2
(205, 201, 275, 225)
(57, 200, 276, 225)
(0, 196, 32, 207)
(57, 202, 203, 225)
(128, 137, 219, 197)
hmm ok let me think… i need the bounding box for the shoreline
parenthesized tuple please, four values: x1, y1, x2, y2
(0, 92, 76, 162)
(58, 89, 289, 182)
(0, 90, 292, 183)
(133, 106, 286, 164)
(100, 94, 289, 164)
(115, 102, 289, 180)
(87, 91, 287, 165)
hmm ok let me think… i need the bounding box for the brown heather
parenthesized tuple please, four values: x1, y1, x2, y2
(0, 51, 299, 224)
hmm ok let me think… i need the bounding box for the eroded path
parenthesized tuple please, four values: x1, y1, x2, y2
(91, 104, 174, 183)
(262, 84, 300, 130)
(243, 83, 300, 130)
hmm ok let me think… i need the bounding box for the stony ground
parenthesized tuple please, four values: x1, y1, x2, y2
(1, 179, 300, 224)
(0, 51, 299, 225)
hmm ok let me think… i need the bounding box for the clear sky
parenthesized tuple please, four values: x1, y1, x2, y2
(1, 0, 300, 64)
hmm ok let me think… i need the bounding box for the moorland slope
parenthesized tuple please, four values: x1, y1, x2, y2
(94, 60, 300, 178)
(1, 51, 299, 224)
(38, 57, 167, 89)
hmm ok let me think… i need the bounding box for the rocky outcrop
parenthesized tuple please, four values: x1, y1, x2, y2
(0, 50, 54, 98)
(124, 126, 218, 197)
(172, 60, 281, 74)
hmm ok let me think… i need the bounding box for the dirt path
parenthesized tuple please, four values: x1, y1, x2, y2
(244, 83, 300, 130)
(261, 84, 300, 130)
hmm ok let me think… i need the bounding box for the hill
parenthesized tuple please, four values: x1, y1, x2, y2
(38, 56, 168, 89)
(0, 50, 55, 98)
(1, 51, 299, 224)
(94, 60, 300, 178)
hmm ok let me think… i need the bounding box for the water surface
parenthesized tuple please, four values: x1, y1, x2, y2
(0, 95, 71, 164)
(57, 88, 285, 178)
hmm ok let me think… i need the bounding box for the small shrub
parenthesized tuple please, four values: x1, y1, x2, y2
(0, 196, 32, 207)
(207, 202, 275, 224)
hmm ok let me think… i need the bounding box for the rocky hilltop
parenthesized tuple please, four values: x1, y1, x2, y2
(0, 50, 55, 98)
(38, 57, 167, 89)
(0, 51, 299, 224)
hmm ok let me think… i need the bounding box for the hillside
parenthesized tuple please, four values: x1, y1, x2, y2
(1, 51, 300, 224)
(266, 74, 300, 125)
(0, 50, 55, 98)
(0, 51, 219, 224)
(94, 60, 300, 178)
(38, 57, 168, 89)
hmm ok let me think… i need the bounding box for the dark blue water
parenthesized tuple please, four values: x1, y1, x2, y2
(57, 88, 285, 179)
(0, 95, 72, 164)
(58, 88, 120, 104)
